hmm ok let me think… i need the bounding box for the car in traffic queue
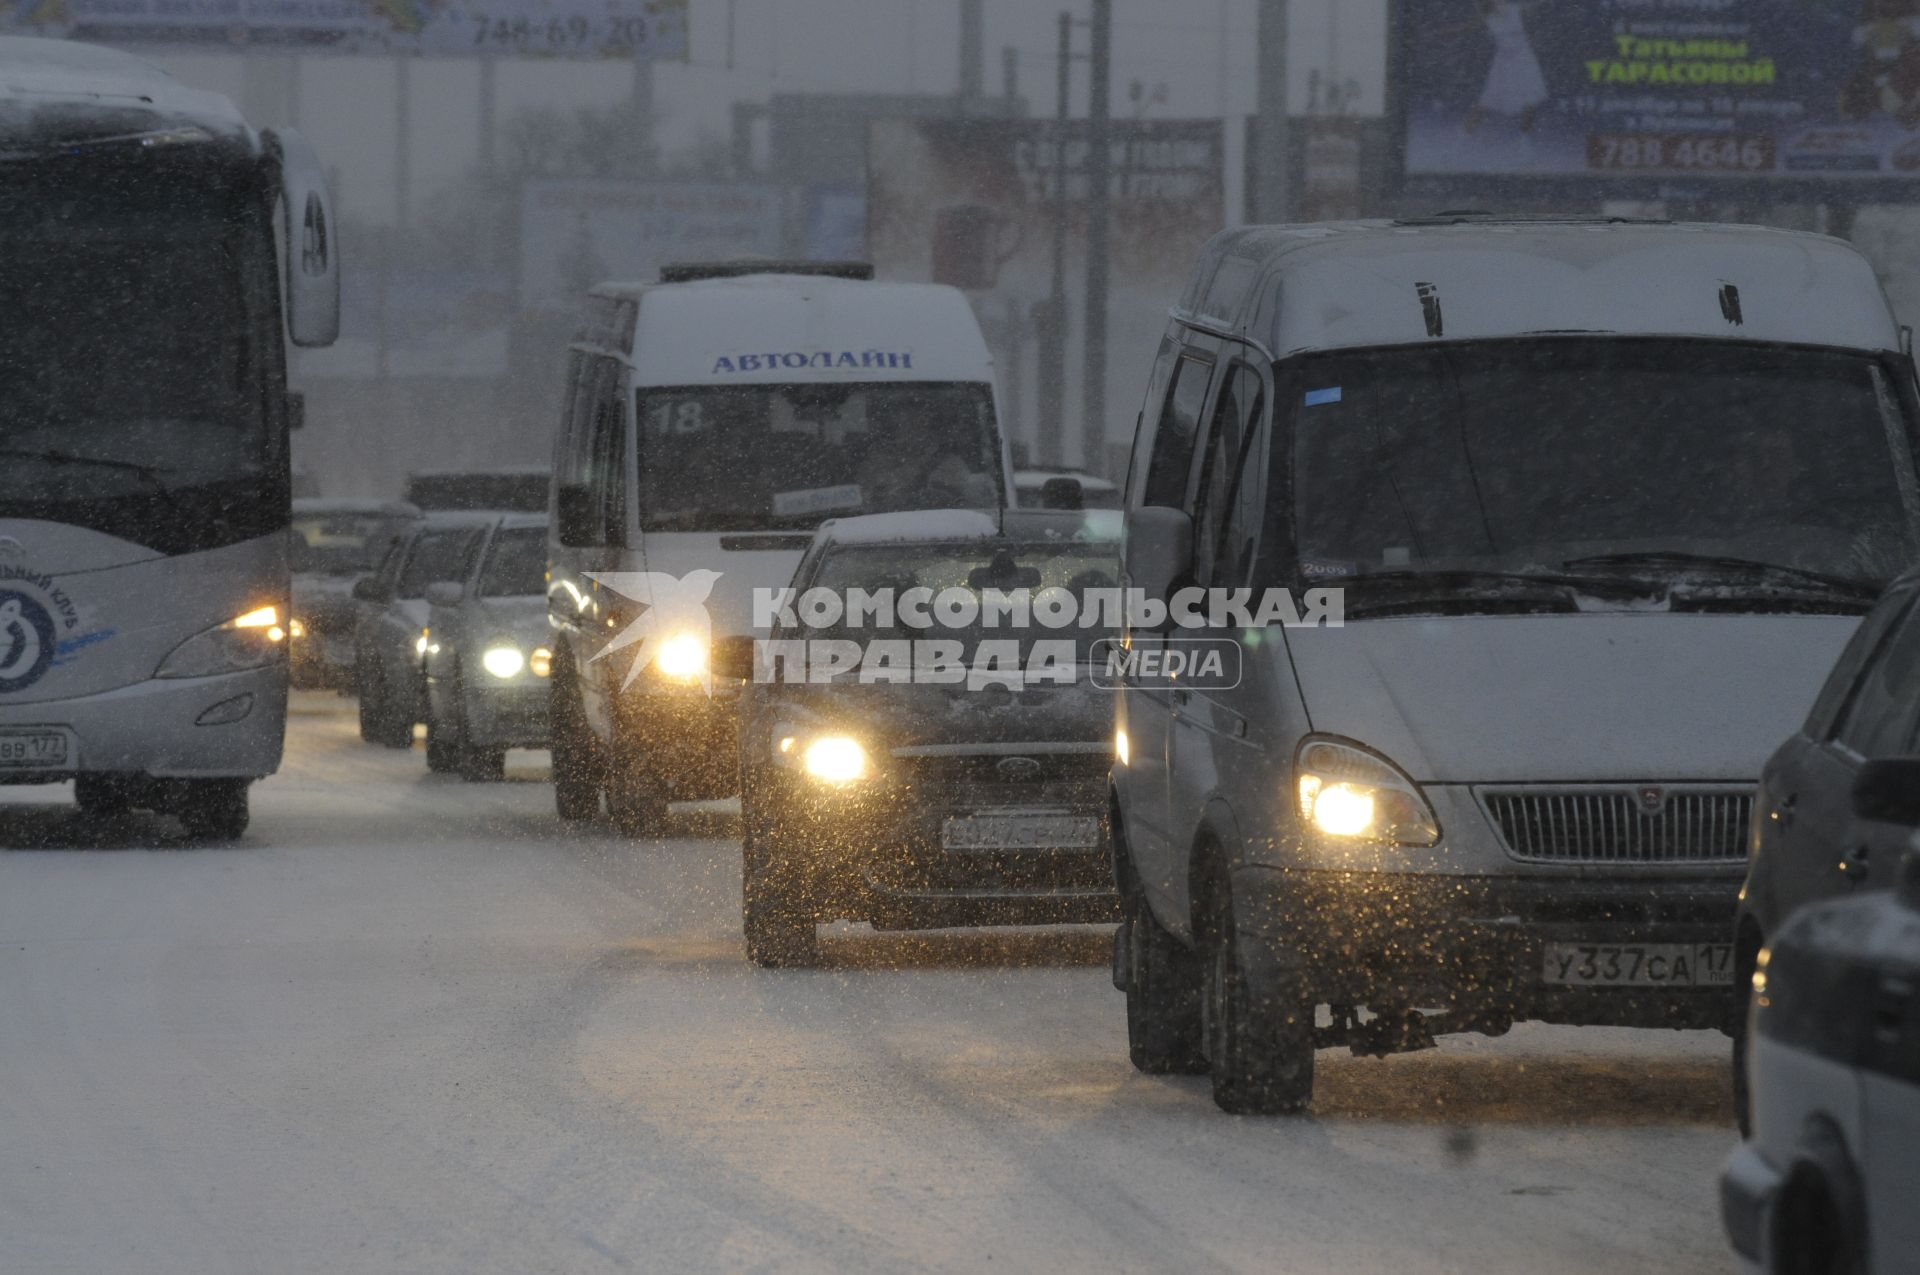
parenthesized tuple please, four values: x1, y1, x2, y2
(546, 260, 1014, 837)
(350, 512, 492, 748)
(1111, 216, 1920, 1115)
(288, 498, 419, 691)
(1014, 468, 1123, 511)
(420, 516, 552, 781)
(1722, 759, 1920, 1275)
(404, 465, 550, 515)
(1734, 564, 1920, 1130)
(736, 508, 1123, 967)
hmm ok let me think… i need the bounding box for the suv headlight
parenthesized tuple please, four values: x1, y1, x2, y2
(1292, 736, 1440, 846)
(155, 606, 287, 679)
(774, 729, 872, 786)
(482, 643, 525, 679)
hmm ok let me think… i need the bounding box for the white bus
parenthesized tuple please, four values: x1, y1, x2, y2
(545, 262, 1012, 833)
(0, 39, 340, 839)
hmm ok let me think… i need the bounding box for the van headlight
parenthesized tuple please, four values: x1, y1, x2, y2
(156, 606, 287, 679)
(1292, 737, 1440, 846)
(482, 644, 525, 679)
(652, 631, 707, 682)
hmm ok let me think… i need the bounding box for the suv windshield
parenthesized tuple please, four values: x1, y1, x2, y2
(1290, 339, 1920, 598)
(478, 527, 547, 598)
(637, 382, 1000, 532)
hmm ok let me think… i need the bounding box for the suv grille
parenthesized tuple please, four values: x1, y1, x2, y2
(1482, 788, 1751, 865)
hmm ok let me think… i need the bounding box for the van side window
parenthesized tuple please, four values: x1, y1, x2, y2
(1831, 600, 1920, 757)
(586, 358, 628, 544)
(1218, 369, 1270, 588)
(1125, 337, 1180, 507)
(1191, 364, 1268, 589)
(554, 350, 587, 488)
(1142, 352, 1213, 508)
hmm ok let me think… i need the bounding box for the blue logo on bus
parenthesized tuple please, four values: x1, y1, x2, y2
(0, 589, 57, 693)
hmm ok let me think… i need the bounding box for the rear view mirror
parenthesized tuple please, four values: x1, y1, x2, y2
(351, 577, 386, 603)
(424, 582, 465, 607)
(265, 129, 340, 348)
(1123, 506, 1193, 618)
(1852, 758, 1920, 825)
(556, 484, 597, 548)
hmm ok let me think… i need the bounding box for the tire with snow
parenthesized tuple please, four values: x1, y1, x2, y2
(361, 670, 413, 749)
(424, 714, 464, 774)
(550, 664, 599, 822)
(175, 778, 251, 842)
(74, 773, 138, 820)
(1123, 891, 1207, 1075)
(1204, 875, 1315, 1115)
(741, 805, 818, 968)
(459, 749, 507, 783)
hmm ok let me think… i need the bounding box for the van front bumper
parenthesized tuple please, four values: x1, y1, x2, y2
(1232, 865, 1742, 1030)
(0, 666, 286, 782)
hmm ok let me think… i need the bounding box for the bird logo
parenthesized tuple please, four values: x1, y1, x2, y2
(586, 570, 724, 694)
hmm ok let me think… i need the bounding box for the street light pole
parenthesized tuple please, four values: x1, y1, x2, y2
(1083, 0, 1112, 475)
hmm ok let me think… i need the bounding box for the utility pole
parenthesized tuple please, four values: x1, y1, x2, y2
(1038, 10, 1076, 464)
(1253, 0, 1290, 224)
(959, 0, 984, 107)
(1083, 0, 1112, 475)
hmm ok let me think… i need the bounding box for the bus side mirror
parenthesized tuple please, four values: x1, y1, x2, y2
(266, 129, 341, 349)
(1123, 506, 1193, 616)
(556, 485, 598, 547)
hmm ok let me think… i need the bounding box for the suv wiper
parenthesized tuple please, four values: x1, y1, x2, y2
(1562, 552, 1880, 599)
(0, 447, 185, 514)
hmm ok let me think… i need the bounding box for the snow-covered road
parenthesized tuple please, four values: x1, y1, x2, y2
(0, 694, 1741, 1274)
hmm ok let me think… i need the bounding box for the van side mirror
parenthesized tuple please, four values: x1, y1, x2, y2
(424, 581, 465, 607)
(1124, 506, 1194, 619)
(556, 485, 597, 547)
(1852, 758, 1920, 825)
(351, 576, 387, 603)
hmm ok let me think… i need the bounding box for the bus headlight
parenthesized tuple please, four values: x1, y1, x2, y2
(482, 645, 525, 680)
(1292, 737, 1440, 847)
(652, 632, 707, 682)
(156, 606, 287, 678)
(801, 735, 870, 786)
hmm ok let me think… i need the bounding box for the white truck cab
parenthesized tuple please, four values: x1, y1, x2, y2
(545, 261, 1013, 833)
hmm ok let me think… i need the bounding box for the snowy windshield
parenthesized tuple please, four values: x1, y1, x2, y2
(1290, 339, 1920, 591)
(636, 382, 999, 532)
(477, 527, 547, 598)
(0, 161, 271, 503)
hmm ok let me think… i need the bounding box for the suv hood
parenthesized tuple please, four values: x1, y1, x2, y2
(1283, 614, 1860, 783)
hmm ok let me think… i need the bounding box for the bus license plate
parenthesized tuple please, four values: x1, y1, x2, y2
(0, 730, 70, 770)
(1541, 942, 1734, 988)
(942, 813, 1100, 852)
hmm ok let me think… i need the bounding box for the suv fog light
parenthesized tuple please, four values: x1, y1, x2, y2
(482, 646, 525, 679)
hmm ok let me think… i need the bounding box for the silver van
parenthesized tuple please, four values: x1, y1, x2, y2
(1111, 217, 1920, 1114)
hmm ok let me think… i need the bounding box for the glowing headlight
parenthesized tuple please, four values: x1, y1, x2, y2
(1292, 737, 1439, 846)
(1115, 728, 1130, 767)
(414, 630, 430, 657)
(288, 618, 306, 640)
(482, 645, 525, 679)
(154, 606, 288, 679)
(234, 606, 278, 629)
(801, 735, 869, 785)
(653, 632, 707, 681)
(530, 647, 552, 678)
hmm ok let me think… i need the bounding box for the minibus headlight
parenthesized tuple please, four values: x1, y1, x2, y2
(482, 644, 525, 680)
(156, 607, 287, 679)
(1292, 737, 1440, 847)
(652, 631, 708, 682)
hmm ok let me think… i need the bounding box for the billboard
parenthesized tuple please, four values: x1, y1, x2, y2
(6, 0, 686, 57)
(1399, 0, 1920, 194)
(517, 179, 784, 314)
(868, 118, 1223, 471)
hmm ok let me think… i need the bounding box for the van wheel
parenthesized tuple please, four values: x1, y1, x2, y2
(742, 821, 819, 967)
(550, 665, 599, 822)
(356, 670, 382, 743)
(1123, 891, 1207, 1075)
(608, 765, 668, 838)
(175, 779, 251, 842)
(1204, 878, 1315, 1115)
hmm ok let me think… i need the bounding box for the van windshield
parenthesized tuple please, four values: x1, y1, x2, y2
(1288, 339, 1920, 606)
(636, 382, 1000, 532)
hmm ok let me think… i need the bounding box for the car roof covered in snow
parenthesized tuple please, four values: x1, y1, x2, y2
(0, 37, 251, 150)
(813, 509, 1122, 550)
(575, 272, 996, 387)
(1178, 218, 1903, 357)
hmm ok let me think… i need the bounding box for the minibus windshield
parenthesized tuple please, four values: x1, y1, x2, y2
(1288, 339, 1920, 598)
(636, 382, 1000, 532)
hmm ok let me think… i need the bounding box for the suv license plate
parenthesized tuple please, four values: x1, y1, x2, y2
(942, 813, 1100, 852)
(0, 729, 70, 770)
(1541, 942, 1734, 988)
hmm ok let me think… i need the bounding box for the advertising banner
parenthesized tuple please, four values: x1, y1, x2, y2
(1400, 0, 1920, 192)
(518, 179, 784, 313)
(5, 0, 686, 57)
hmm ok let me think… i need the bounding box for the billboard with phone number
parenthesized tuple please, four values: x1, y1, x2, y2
(1399, 0, 1920, 194)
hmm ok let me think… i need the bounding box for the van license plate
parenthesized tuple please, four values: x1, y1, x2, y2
(942, 813, 1100, 852)
(1541, 942, 1734, 988)
(0, 730, 69, 770)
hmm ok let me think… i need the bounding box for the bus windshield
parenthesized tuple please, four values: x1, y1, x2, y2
(1289, 339, 1920, 599)
(636, 382, 1000, 532)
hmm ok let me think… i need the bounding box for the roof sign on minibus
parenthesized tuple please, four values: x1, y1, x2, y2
(710, 350, 915, 375)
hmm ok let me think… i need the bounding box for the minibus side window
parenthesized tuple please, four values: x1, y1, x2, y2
(1193, 364, 1269, 590)
(1125, 337, 1180, 507)
(1142, 350, 1213, 508)
(585, 358, 627, 546)
(555, 352, 599, 547)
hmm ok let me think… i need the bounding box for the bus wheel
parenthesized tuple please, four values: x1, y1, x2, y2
(74, 773, 138, 820)
(176, 779, 250, 842)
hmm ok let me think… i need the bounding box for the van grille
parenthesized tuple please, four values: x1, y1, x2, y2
(1482, 788, 1751, 865)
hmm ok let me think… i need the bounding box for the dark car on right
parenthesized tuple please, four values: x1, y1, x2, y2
(1736, 564, 1920, 1124)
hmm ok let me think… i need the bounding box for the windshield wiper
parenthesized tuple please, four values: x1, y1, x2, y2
(0, 447, 184, 509)
(1562, 551, 1880, 599)
(1335, 569, 1647, 619)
